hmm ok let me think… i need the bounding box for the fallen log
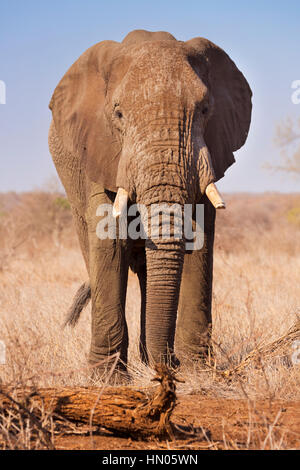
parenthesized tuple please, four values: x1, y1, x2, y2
(0, 365, 180, 440)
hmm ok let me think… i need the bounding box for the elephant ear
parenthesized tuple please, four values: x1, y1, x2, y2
(49, 40, 126, 192)
(186, 38, 252, 181)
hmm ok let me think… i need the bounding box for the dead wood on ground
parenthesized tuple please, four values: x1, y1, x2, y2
(0, 364, 180, 441)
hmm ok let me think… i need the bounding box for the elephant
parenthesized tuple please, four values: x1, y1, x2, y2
(48, 29, 252, 378)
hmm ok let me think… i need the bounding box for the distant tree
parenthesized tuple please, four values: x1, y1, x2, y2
(268, 117, 300, 177)
(266, 117, 300, 226)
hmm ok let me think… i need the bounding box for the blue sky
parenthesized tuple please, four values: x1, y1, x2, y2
(0, 0, 299, 192)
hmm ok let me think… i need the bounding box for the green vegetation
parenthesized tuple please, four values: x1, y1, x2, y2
(54, 196, 71, 211)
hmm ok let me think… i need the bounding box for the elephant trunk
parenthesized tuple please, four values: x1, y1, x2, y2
(133, 163, 186, 365)
(144, 221, 185, 366)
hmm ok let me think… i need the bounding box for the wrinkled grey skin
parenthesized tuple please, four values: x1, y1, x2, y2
(48, 30, 252, 375)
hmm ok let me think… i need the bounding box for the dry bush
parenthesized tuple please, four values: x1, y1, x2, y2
(214, 192, 300, 255)
(0, 190, 76, 271)
(0, 386, 56, 450)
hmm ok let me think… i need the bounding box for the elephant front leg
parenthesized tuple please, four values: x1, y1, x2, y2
(86, 185, 130, 379)
(175, 197, 215, 363)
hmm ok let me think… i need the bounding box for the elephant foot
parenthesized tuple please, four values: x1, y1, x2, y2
(147, 350, 181, 371)
(88, 357, 131, 385)
(175, 323, 214, 367)
(176, 344, 215, 369)
(90, 365, 131, 385)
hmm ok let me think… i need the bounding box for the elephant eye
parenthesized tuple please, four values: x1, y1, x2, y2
(115, 109, 123, 119)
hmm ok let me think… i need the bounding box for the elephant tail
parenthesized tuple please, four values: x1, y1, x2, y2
(64, 282, 91, 327)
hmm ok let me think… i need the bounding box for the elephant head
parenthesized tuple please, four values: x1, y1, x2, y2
(49, 30, 252, 365)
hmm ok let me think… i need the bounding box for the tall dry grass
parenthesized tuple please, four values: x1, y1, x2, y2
(0, 190, 299, 400)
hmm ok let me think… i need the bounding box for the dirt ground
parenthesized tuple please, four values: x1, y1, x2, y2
(54, 395, 300, 450)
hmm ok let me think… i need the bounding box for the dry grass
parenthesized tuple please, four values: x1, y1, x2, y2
(0, 190, 300, 448)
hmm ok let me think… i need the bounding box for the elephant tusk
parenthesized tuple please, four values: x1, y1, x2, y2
(113, 187, 129, 218)
(205, 183, 226, 209)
